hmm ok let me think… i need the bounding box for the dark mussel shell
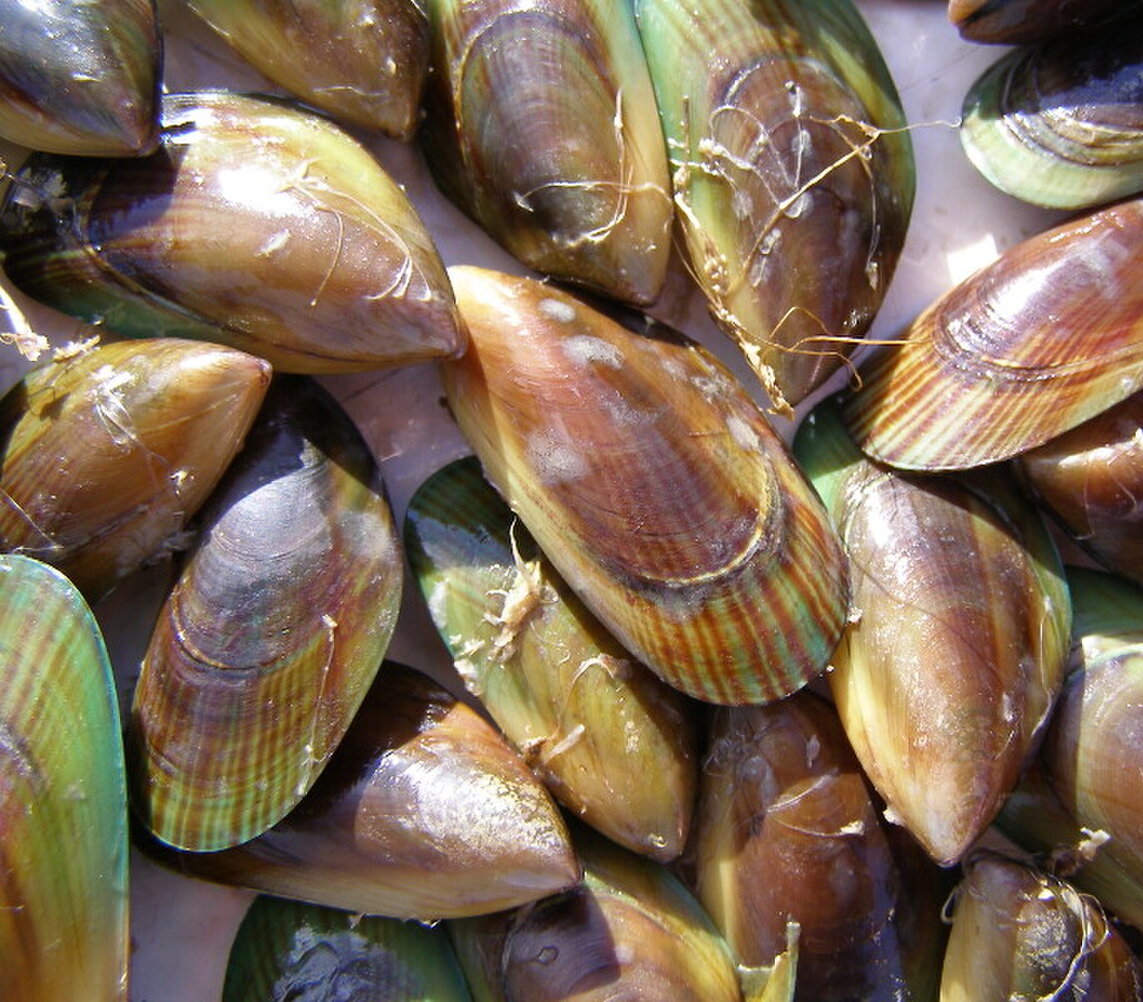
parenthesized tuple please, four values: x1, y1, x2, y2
(0, 0, 160, 156)
(129, 376, 403, 852)
(960, 19, 1143, 210)
(137, 661, 580, 921)
(0, 91, 464, 373)
(948, 0, 1143, 44)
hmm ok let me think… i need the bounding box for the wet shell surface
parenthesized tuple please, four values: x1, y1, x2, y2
(948, 0, 1143, 44)
(632, 0, 915, 411)
(405, 455, 698, 861)
(0, 338, 271, 601)
(420, 0, 673, 306)
(0, 90, 465, 373)
(960, 20, 1143, 210)
(440, 265, 849, 706)
(0, 555, 129, 1002)
(138, 661, 580, 921)
(843, 194, 1143, 470)
(128, 376, 403, 851)
(0, 0, 160, 156)
(795, 396, 1071, 865)
(185, 0, 430, 138)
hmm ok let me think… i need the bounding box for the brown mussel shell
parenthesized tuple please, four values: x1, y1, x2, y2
(420, 0, 673, 307)
(185, 0, 429, 139)
(0, 0, 161, 156)
(137, 662, 580, 921)
(633, 0, 915, 412)
(1017, 390, 1143, 586)
(843, 195, 1143, 471)
(404, 455, 699, 862)
(0, 90, 464, 373)
(948, 0, 1143, 44)
(440, 265, 849, 706)
(795, 396, 1071, 866)
(129, 375, 403, 852)
(0, 338, 271, 601)
(693, 690, 949, 1001)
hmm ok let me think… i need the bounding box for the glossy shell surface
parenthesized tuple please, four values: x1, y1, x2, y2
(441, 265, 849, 705)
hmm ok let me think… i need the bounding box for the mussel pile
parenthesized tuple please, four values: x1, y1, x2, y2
(0, 0, 1141, 1000)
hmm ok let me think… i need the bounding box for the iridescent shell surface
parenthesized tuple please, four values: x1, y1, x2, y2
(222, 896, 473, 1002)
(0, 91, 464, 373)
(441, 265, 849, 705)
(633, 0, 915, 411)
(139, 662, 580, 920)
(186, 0, 429, 138)
(843, 195, 1143, 470)
(961, 21, 1143, 210)
(129, 376, 403, 851)
(0, 338, 271, 600)
(0, 555, 128, 1001)
(0, 0, 160, 155)
(421, 0, 673, 306)
(1017, 391, 1143, 586)
(405, 455, 698, 861)
(795, 396, 1071, 865)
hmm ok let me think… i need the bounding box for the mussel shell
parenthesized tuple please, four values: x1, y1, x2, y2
(136, 661, 581, 921)
(633, 0, 915, 410)
(939, 851, 1143, 1000)
(404, 455, 698, 862)
(186, 0, 429, 138)
(693, 690, 947, 1001)
(129, 376, 403, 851)
(1017, 390, 1143, 586)
(0, 0, 160, 156)
(795, 396, 1071, 865)
(222, 896, 473, 1002)
(420, 0, 672, 306)
(450, 826, 743, 1002)
(843, 194, 1143, 470)
(0, 338, 272, 601)
(0, 91, 464, 373)
(0, 555, 128, 1001)
(948, 0, 1143, 44)
(440, 265, 849, 706)
(961, 21, 1143, 210)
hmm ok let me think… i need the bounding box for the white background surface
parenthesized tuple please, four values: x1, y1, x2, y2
(0, 2, 1067, 999)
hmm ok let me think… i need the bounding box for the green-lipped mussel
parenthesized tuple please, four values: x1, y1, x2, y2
(693, 690, 952, 1001)
(843, 194, 1143, 471)
(404, 455, 698, 862)
(440, 265, 849, 706)
(136, 661, 580, 920)
(420, 0, 673, 307)
(184, 0, 429, 139)
(1017, 391, 1143, 587)
(0, 555, 128, 1001)
(0, 337, 271, 601)
(960, 19, 1143, 211)
(632, 0, 915, 412)
(794, 396, 1071, 865)
(0, 90, 464, 372)
(128, 376, 403, 851)
(939, 851, 1143, 1001)
(448, 825, 744, 1002)
(0, 0, 160, 156)
(222, 896, 474, 1002)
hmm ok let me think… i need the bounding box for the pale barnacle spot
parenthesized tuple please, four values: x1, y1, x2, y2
(726, 414, 761, 453)
(90, 364, 139, 450)
(561, 334, 622, 370)
(538, 297, 578, 324)
(527, 427, 589, 486)
(256, 230, 290, 257)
